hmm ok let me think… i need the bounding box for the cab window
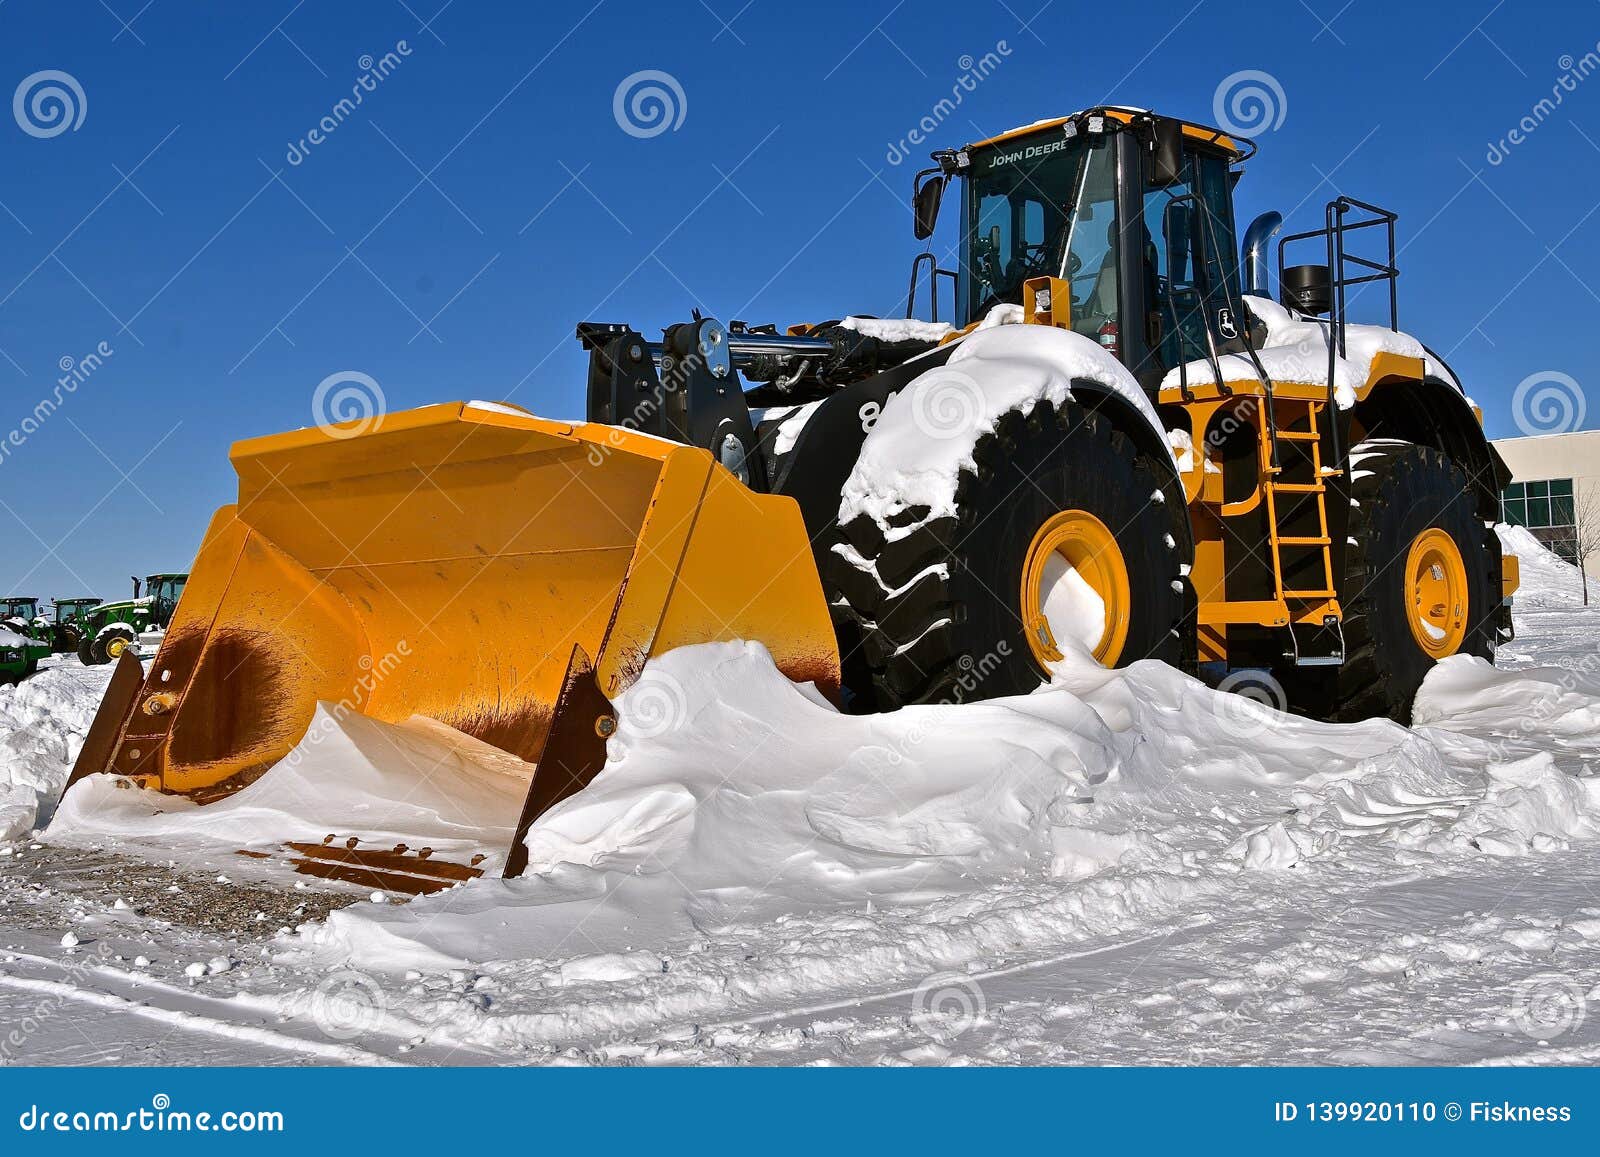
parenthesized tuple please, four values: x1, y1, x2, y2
(1142, 148, 1243, 372)
(1062, 141, 1120, 343)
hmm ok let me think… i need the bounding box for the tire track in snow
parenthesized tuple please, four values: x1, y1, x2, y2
(694, 923, 1209, 1035)
(0, 957, 404, 1066)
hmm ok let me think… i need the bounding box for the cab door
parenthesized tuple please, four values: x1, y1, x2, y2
(1127, 142, 1245, 390)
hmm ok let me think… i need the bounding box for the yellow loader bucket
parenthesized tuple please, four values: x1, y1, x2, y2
(68, 402, 838, 889)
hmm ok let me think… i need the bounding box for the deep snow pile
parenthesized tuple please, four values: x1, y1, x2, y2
(50, 705, 533, 871)
(1158, 294, 1460, 407)
(281, 637, 1600, 980)
(299, 645, 1127, 969)
(17, 530, 1600, 1029)
(0, 661, 109, 842)
(1498, 522, 1594, 608)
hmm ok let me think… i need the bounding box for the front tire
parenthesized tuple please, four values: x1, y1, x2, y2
(89, 625, 137, 667)
(826, 400, 1189, 709)
(1291, 439, 1498, 723)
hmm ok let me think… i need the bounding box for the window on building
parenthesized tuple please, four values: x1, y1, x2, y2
(1501, 478, 1579, 563)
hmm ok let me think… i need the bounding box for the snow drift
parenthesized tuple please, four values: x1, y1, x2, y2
(0, 664, 108, 842)
(50, 704, 533, 870)
(18, 524, 1600, 1011)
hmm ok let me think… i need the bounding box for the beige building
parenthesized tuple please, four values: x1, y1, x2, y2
(1491, 430, 1600, 571)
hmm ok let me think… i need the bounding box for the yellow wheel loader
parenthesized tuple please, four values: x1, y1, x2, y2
(67, 107, 1517, 893)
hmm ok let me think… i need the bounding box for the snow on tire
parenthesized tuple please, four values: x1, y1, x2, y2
(823, 400, 1190, 711)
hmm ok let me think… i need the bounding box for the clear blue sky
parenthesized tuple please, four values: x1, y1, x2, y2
(1, 0, 1596, 598)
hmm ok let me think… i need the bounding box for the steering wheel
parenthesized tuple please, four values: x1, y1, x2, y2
(977, 238, 1082, 307)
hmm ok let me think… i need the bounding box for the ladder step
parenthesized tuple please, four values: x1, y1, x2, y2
(1271, 482, 1325, 493)
(1283, 588, 1337, 598)
(1277, 535, 1332, 546)
(1275, 430, 1321, 442)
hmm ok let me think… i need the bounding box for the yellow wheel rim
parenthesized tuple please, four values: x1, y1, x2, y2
(1404, 527, 1468, 659)
(1020, 510, 1131, 668)
(105, 638, 129, 658)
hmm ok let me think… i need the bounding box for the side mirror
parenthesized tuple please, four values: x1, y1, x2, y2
(1151, 118, 1185, 187)
(913, 174, 946, 240)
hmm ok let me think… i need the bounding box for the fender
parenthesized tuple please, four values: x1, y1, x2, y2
(1069, 379, 1187, 507)
(1351, 375, 1506, 519)
(772, 333, 1186, 540)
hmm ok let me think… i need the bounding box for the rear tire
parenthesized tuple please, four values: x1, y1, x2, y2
(825, 400, 1189, 710)
(1287, 439, 1498, 723)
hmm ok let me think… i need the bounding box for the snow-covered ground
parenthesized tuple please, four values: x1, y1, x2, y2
(1, 526, 1597, 1066)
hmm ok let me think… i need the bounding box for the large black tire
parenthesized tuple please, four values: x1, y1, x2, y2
(1291, 438, 1499, 723)
(824, 400, 1189, 710)
(77, 637, 96, 666)
(88, 624, 136, 667)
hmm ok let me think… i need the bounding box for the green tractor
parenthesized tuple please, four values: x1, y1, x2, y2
(78, 574, 188, 666)
(0, 603, 50, 684)
(1, 597, 50, 642)
(47, 597, 103, 654)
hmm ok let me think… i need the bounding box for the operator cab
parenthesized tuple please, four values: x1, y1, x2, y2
(912, 108, 1259, 392)
(3, 597, 40, 622)
(53, 598, 101, 622)
(145, 574, 187, 623)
